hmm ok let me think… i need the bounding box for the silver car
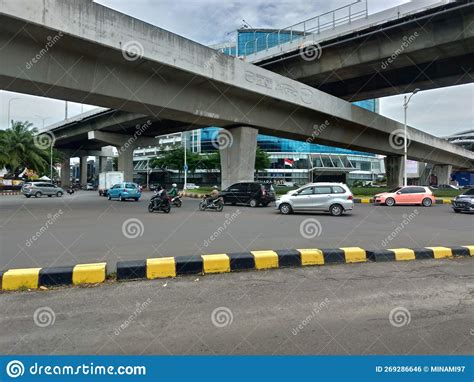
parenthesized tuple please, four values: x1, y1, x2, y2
(22, 182, 64, 198)
(276, 182, 354, 216)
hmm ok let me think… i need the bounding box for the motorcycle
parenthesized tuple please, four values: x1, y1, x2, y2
(170, 195, 182, 207)
(66, 186, 75, 195)
(148, 193, 171, 213)
(199, 195, 224, 212)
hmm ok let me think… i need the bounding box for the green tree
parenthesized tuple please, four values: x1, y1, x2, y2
(255, 147, 270, 174)
(0, 120, 51, 178)
(150, 144, 200, 178)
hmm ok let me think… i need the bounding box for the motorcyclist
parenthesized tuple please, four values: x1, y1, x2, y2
(153, 185, 169, 209)
(206, 186, 220, 207)
(169, 183, 178, 198)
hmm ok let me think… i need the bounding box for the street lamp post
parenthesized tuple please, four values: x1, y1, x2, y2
(183, 133, 188, 190)
(7, 97, 20, 127)
(36, 115, 52, 180)
(403, 88, 420, 187)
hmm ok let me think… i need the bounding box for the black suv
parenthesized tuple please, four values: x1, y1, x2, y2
(220, 182, 276, 207)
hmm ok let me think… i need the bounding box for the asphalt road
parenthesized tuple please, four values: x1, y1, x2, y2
(0, 192, 473, 270)
(0, 257, 472, 355)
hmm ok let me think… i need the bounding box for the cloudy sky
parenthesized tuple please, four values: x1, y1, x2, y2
(0, 0, 472, 136)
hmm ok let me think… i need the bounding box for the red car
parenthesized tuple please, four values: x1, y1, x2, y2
(374, 186, 435, 207)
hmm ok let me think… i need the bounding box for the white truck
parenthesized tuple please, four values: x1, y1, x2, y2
(98, 171, 124, 196)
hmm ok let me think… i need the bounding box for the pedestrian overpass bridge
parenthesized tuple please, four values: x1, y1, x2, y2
(0, 0, 472, 187)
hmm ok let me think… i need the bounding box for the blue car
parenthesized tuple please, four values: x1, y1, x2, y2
(107, 182, 141, 201)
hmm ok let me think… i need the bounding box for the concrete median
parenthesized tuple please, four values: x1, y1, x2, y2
(1, 246, 471, 291)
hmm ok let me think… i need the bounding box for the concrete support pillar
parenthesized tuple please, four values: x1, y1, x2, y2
(80, 156, 88, 186)
(384, 155, 404, 189)
(432, 164, 452, 185)
(98, 156, 108, 173)
(60, 158, 71, 188)
(220, 126, 258, 189)
(118, 147, 134, 182)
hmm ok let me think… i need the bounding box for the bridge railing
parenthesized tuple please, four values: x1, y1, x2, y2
(242, 0, 368, 57)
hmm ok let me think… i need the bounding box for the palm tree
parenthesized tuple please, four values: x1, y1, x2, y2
(0, 121, 50, 178)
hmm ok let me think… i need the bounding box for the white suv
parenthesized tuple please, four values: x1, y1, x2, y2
(276, 182, 353, 216)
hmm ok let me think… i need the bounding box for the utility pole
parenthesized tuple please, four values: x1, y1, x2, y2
(403, 88, 420, 186)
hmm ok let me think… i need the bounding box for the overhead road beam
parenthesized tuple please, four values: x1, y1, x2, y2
(0, 0, 472, 168)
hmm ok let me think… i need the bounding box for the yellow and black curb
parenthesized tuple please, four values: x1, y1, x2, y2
(0, 263, 106, 291)
(115, 245, 473, 282)
(1, 246, 472, 291)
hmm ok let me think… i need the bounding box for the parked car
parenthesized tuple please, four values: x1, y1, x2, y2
(85, 183, 95, 191)
(276, 182, 353, 216)
(433, 184, 459, 190)
(22, 182, 64, 198)
(107, 182, 141, 201)
(451, 188, 474, 213)
(374, 186, 435, 207)
(186, 183, 200, 190)
(220, 182, 276, 207)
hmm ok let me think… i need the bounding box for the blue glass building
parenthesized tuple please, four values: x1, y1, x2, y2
(194, 30, 383, 185)
(134, 29, 384, 186)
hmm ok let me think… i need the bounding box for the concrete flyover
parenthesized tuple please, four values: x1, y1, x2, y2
(248, 0, 474, 101)
(0, 0, 473, 188)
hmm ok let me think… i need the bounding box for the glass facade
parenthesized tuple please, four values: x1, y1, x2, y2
(133, 29, 384, 186)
